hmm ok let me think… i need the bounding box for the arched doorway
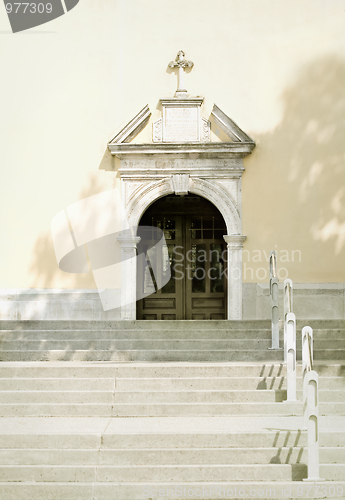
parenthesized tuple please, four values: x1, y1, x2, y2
(137, 194, 227, 320)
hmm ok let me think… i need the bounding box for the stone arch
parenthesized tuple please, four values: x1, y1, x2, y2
(126, 176, 241, 234)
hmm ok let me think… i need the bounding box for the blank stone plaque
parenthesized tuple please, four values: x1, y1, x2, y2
(164, 107, 199, 142)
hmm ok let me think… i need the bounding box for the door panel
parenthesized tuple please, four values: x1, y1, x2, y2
(137, 216, 184, 320)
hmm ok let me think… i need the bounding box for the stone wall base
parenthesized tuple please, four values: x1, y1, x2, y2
(0, 285, 344, 321)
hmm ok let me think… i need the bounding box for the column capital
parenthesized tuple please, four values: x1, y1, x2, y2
(223, 234, 247, 249)
(117, 235, 141, 248)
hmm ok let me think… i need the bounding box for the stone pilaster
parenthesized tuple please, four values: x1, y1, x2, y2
(223, 234, 247, 320)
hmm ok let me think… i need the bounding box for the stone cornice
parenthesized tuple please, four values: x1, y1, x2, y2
(159, 97, 204, 107)
(118, 157, 245, 179)
(108, 142, 255, 159)
(119, 169, 244, 180)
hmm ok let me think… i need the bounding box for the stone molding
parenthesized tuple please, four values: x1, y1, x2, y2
(159, 98, 204, 108)
(224, 234, 247, 249)
(109, 141, 255, 158)
(117, 235, 141, 250)
(119, 158, 245, 179)
(125, 176, 241, 235)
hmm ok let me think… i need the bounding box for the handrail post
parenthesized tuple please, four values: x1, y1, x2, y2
(269, 251, 280, 350)
(286, 312, 297, 401)
(302, 326, 313, 427)
(303, 370, 324, 482)
(284, 279, 293, 362)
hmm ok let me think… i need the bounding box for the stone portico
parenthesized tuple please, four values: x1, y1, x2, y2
(108, 51, 255, 320)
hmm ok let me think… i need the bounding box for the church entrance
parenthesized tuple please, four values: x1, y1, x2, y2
(137, 195, 227, 320)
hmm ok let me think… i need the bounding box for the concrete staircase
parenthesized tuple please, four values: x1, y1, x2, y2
(1, 319, 345, 362)
(0, 320, 344, 499)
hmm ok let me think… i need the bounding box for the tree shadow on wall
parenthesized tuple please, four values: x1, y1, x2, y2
(29, 172, 108, 289)
(244, 55, 345, 282)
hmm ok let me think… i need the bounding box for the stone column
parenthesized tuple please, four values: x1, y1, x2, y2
(223, 235, 247, 320)
(117, 235, 141, 320)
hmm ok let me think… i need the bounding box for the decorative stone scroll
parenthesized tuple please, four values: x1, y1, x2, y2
(153, 119, 162, 142)
(201, 118, 211, 142)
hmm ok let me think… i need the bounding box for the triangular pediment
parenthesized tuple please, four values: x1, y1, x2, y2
(108, 105, 151, 144)
(108, 101, 254, 147)
(211, 104, 254, 144)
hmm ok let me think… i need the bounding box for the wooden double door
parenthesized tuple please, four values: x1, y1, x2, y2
(137, 195, 227, 320)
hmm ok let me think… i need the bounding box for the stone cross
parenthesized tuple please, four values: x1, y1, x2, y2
(168, 50, 194, 95)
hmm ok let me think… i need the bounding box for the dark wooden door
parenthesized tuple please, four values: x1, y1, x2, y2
(137, 195, 227, 320)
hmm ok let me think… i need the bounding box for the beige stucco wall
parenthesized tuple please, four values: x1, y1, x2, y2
(1, 0, 344, 288)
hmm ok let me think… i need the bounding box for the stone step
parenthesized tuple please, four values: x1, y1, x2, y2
(114, 390, 287, 404)
(114, 376, 343, 391)
(299, 339, 345, 348)
(0, 447, 307, 465)
(0, 329, 273, 340)
(310, 350, 345, 360)
(297, 319, 345, 329)
(0, 389, 287, 404)
(0, 431, 310, 449)
(0, 447, 343, 466)
(0, 404, 113, 417)
(320, 447, 345, 463)
(320, 464, 345, 480)
(0, 362, 292, 378)
(0, 319, 343, 332)
(0, 349, 286, 362)
(1, 362, 344, 377)
(0, 463, 308, 482)
(0, 318, 343, 331)
(0, 339, 280, 350)
(0, 378, 116, 391)
(0, 320, 272, 331)
(2, 350, 345, 362)
(111, 402, 302, 417)
(0, 328, 343, 341)
(116, 377, 289, 391)
(0, 401, 303, 417)
(1, 481, 344, 500)
(1, 339, 344, 351)
(1, 385, 344, 403)
(298, 390, 345, 402)
(0, 376, 288, 391)
(0, 391, 115, 404)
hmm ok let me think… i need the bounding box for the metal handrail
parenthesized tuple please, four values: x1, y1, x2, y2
(306, 331, 313, 372)
(271, 253, 277, 278)
(302, 325, 321, 480)
(287, 282, 292, 314)
(269, 251, 279, 350)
